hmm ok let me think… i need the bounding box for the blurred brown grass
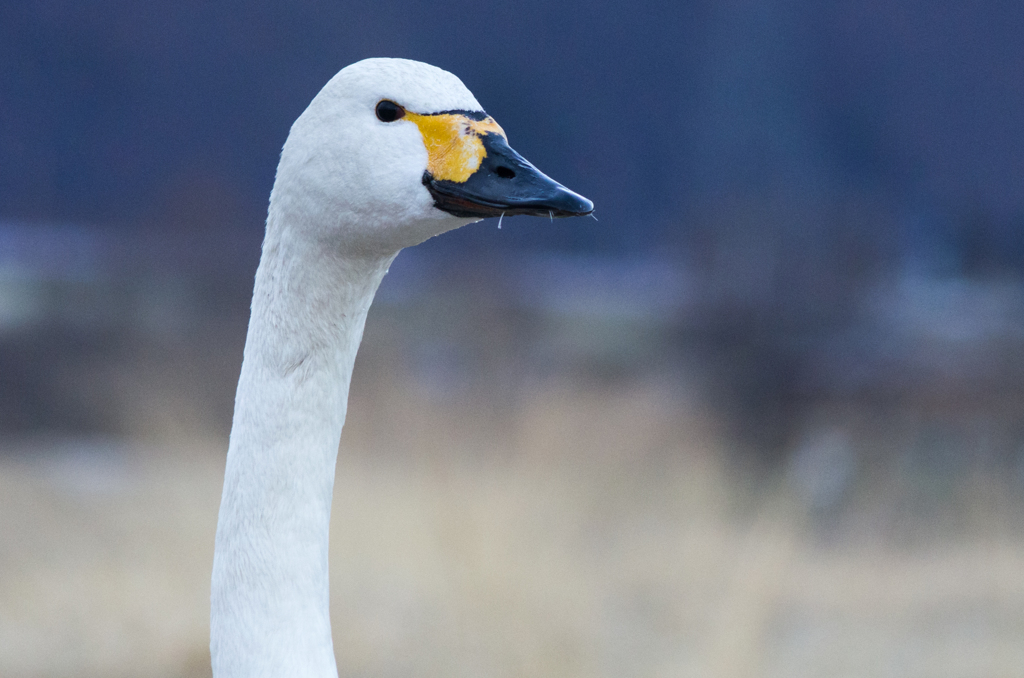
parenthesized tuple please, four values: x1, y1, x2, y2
(2, 309, 1023, 677)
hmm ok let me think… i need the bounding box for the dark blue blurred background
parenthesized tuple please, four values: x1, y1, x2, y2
(4, 0, 1023, 256)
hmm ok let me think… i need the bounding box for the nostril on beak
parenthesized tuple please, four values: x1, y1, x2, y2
(494, 166, 515, 179)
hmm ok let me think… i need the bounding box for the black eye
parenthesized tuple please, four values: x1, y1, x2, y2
(375, 100, 405, 123)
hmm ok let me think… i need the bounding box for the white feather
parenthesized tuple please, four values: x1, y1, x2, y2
(210, 58, 484, 678)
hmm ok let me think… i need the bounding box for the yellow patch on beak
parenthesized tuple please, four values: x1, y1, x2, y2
(405, 112, 506, 184)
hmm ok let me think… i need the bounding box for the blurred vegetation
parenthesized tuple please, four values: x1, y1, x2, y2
(2, 245, 1024, 676)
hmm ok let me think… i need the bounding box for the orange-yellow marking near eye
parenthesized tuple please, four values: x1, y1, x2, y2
(405, 112, 505, 183)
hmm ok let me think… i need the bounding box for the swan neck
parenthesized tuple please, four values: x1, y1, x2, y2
(211, 221, 395, 678)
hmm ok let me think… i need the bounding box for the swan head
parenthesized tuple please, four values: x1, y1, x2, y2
(270, 58, 594, 255)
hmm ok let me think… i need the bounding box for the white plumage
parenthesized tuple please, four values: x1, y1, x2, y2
(210, 58, 591, 678)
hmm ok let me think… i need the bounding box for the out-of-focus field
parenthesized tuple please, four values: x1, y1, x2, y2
(2, 287, 1024, 678)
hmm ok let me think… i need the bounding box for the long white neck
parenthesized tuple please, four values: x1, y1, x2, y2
(211, 210, 395, 678)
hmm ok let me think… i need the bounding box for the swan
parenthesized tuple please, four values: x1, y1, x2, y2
(210, 58, 593, 678)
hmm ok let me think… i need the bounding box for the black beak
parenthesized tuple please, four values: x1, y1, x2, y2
(423, 133, 594, 219)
